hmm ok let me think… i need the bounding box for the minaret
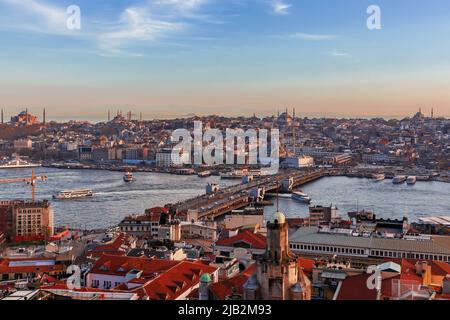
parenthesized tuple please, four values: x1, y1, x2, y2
(43, 108, 46, 124)
(108, 109, 111, 122)
(140, 112, 143, 122)
(293, 108, 296, 119)
(431, 108, 434, 119)
(1, 108, 3, 124)
(26, 108, 29, 124)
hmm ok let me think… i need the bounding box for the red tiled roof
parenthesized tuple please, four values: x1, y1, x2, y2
(208, 264, 256, 300)
(89, 254, 179, 277)
(141, 260, 218, 300)
(298, 257, 315, 274)
(87, 234, 129, 258)
(0, 258, 64, 274)
(335, 273, 378, 300)
(215, 230, 266, 250)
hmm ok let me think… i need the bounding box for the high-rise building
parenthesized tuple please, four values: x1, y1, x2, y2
(11, 200, 54, 240)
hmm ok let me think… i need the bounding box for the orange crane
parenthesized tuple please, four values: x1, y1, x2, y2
(0, 169, 48, 201)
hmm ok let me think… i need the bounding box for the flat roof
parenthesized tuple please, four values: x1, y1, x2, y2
(289, 227, 450, 255)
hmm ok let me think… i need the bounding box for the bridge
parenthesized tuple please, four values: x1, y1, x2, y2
(169, 168, 329, 221)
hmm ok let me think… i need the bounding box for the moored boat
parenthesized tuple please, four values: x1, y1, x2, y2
(393, 175, 407, 184)
(407, 176, 417, 185)
(372, 173, 385, 181)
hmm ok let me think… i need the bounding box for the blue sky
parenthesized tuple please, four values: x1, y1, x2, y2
(1, 0, 450, 119)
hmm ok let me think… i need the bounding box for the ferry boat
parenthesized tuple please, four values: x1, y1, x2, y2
(198, 171, 211, 178)
(406, 176, 417, 185)
(0, 158, 41, 169)
(392, 175, 407, 184)
(291, 191, 312, 204)
(372, 173, 385, 181)
(123, 172, 134, 183)
(53, 189, 93, 200)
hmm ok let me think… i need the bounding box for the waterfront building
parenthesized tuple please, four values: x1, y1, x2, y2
(282, 155, 314, 169)
(8, 201, 54, 241)
(309, 205, 341, 227)
(289, 227, 450, 265)
(322, 153, 353, 166)
(78, 146, 93, 161)
(13, 138, 32, 150)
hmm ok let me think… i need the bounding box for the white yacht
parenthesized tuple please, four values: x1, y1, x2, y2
(0, 158, 41, 169)
(53, 189, 93, 200)
(292, 191, 312, 204)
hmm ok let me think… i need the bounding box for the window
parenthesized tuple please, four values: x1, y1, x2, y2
(92, 279, 99, 288)
(104, 281, 112, 289)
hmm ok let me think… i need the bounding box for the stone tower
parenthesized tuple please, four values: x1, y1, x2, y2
(256, 212, 299, 300)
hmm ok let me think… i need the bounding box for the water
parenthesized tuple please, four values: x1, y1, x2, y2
(0, 168, 237, 229)
(265, 176, 450, 220)
(0, 169, 449, 228)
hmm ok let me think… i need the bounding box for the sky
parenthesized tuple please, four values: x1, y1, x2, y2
(1, 0, 450, 121)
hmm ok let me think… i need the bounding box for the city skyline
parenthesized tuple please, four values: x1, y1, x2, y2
(1, 0, 450, 118)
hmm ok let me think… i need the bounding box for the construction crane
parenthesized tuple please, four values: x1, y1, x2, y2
(0, 169, 48, 202)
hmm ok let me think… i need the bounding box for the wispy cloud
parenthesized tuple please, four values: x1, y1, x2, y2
(289, 32, 338, 41)
(271, 0, 291, 15)
(331, 49, 352, 58)
(0, 0, 71, 35)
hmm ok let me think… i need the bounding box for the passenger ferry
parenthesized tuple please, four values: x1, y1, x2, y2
(123, 172, 134, 183)
(291, 191, 312, 204)
(53, 189, 93, 200)
(392, 175, 407, 184)
(407, 176, 417, 185)
(0, 158, 41, 169)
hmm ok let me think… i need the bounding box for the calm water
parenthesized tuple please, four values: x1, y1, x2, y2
(265, 176, 450, 221)
(0, 168, 449, 228)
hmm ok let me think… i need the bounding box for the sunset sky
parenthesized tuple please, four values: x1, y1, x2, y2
(1, 0, 450, 121)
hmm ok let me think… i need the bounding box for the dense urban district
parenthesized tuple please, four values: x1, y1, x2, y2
(0, 108, 449, 301)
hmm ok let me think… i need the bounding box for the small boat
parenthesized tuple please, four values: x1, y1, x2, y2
(123, 172, 134, 183)
(198, 171, 211, 178)
(53, 189, 93, 200)
(406, 176, 417, 185)
(372, 173, 385, 181)
(292, 191, 312, 204)
(393, 175, 407, 184)
(0, 157, 41, 169)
